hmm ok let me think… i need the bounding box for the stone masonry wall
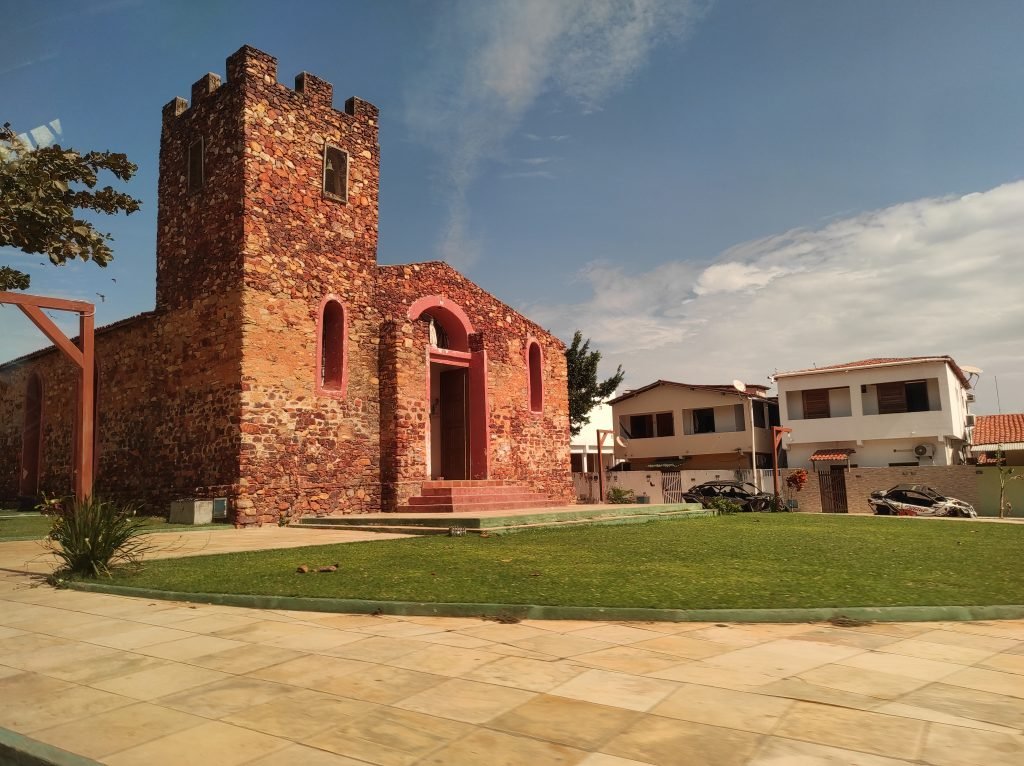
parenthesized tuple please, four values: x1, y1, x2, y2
(0, 302, 242, 510)
(378, 261, 575, 508)
(228, 48, 383, 525)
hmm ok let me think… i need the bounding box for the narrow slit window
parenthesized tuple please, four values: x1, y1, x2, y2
(319, 299, 346, 392)
(323, 145, 348, 201)
(528, 341, 543, 412)
(188, 138, 204, 193)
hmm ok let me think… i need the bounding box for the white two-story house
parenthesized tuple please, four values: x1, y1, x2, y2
(609, 381, 779, 472)
(774, 356, 976, 470)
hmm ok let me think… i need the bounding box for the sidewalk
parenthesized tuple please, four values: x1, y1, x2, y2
(0, 530, 1021, 765)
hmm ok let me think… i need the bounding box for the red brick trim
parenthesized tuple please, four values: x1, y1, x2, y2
(407, 295, 475, 352)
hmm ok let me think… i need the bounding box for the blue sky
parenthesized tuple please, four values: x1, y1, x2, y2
(3, 0, 1023, 412)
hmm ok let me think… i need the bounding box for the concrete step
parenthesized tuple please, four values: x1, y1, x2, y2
(420, 479, 519, 489)
(408, 492, 549, 505)
(402, 500, 564, 514)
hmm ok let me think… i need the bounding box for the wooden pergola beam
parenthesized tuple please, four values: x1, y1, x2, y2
(1, 291, 95, 501)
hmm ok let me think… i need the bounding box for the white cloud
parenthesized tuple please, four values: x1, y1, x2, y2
(526, 180, 1024, 413)
(406, 0, 710, 266)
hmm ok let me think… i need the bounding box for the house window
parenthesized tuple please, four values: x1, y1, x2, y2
(570, 454, 584, 472)
(692, 408, 715, 434)
(734, 403, 746, 432)
(753, 401, 766, 429)
(323, 145, 348, 202)
(802, 389, 831, 419)
(188, 138, 204, 193)
(317, 298, 347, 394)
(622, 412, 673, 439)
(878, 380, 931, 414)
(527, 340, 543, 412)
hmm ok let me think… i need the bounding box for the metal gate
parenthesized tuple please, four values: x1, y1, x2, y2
(662, 472, 686, 503)
(817, 468, 849, 513)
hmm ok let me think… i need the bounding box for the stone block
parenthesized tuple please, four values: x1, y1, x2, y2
(169, 499, 214, 525)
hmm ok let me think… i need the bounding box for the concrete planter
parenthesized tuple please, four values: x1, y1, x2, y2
(169, 499, 213, 525)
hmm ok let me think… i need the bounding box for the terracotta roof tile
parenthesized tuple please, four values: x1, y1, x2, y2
(973, 414, 1024, 446)
(809, 448, 856, 461)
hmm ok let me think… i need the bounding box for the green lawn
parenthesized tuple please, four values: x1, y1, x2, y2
(111, 515, 1024, 609)
(0, 514, 228, 542)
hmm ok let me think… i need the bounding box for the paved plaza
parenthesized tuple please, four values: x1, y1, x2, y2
(0, 529, 1022, 765)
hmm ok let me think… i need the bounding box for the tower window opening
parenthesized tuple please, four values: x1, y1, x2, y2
(323, 145, 348, 202)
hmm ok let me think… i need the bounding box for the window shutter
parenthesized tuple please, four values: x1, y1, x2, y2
(655, 412, 674, 437)
(802, 389, 830, 419)
(877, 382, 907, 414)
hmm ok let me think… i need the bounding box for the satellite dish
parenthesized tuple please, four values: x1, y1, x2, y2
(960, 365, 983, 374)
(732, 379, 747, 393)
(615, 435, 628, 448)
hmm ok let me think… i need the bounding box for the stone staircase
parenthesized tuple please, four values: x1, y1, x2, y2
(403, 479, 562, 514)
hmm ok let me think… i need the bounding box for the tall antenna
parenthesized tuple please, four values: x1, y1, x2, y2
(994, 376, 1003, 414)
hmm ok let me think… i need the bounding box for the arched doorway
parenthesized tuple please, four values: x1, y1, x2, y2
(19, 373, 44, 497)
(408, 296, 489, 480)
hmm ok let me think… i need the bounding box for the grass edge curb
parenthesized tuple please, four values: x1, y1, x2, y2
(0, 726, 102, 766)
(63, 580, 1024, 623)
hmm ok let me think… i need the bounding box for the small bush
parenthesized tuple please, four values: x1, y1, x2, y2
(606, 486, 635, 504)
(707, 496, 743, 515)
(43, 496, 153, 577)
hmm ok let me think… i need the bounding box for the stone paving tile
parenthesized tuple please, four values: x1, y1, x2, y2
(412, 631, 497, 649)
(548, 668, 678, 712)
(74, 622, 197, 650)
(773, 700, 927, 760)
(134, 634, 247, 661)
(837, 650, 966, 682)
(569, 625, 672, 645)
(303, 663, 447, 704)
(90, 660, 232, 701)
(898, 682, 1024, 730)
(420, 727, 588, 765)
(324, 635, 429, 663)
(102, 719, 292, 766)
(704, 637, 865, 678)
(796, 663, 931, 700)
(791, 627, 904, 651)
(0, 671, 133, 733)
(454, 622, 549, 643)
(42, 647, 169, 685)
(978, 652, 1024, 676)
(603, 715, 763, 766)
(28, 702, 206, 760)
(510, 632, 617, 659)
(156, 675, 297, 719)
(629, 633, 732, 660)
(651, 683, 794, 734)
(913, 628, 1020, 652)
(488, 694, 641, 750)
(0, 638, 120, 675)
(757, 678, 884, 712)
(921, 721, 1024, 766)
(876, 637, 998, 665)
(578, 754, 656, 766)
(395, 678, 537, 723)
(387, 643, 505, 677)
(876, 701, 1021, 735)
(247, 743, 374, 765)
(249, 653, 371, 688)
(748, 737, 919, 765)
(187, 643, 308, 674)
(571, 646, 688, 675)
(645, 659, 776, 691)
(518, 619, 605, 633)
(350, 620, 447, 639)
(223, 688, 377, 740)
(303, 706, 471, 766)
(940, 666, 1024, 699)
(166, 612, 260, 634)
(463, 654, 586, 692)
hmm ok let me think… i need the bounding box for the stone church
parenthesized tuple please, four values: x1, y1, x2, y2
(0, 46, 574, 525)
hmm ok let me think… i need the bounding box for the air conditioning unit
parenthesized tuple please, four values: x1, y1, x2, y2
(913, 444, 935, 459)
(966, 393, 976, 403)
(965, 413, 976, 427)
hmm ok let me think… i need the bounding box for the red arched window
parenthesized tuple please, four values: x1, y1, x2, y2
(527, 339, 543, 413)
(316, 296, 348, 396)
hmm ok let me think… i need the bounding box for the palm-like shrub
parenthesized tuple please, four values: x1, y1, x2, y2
(43, 496, 152, 577)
